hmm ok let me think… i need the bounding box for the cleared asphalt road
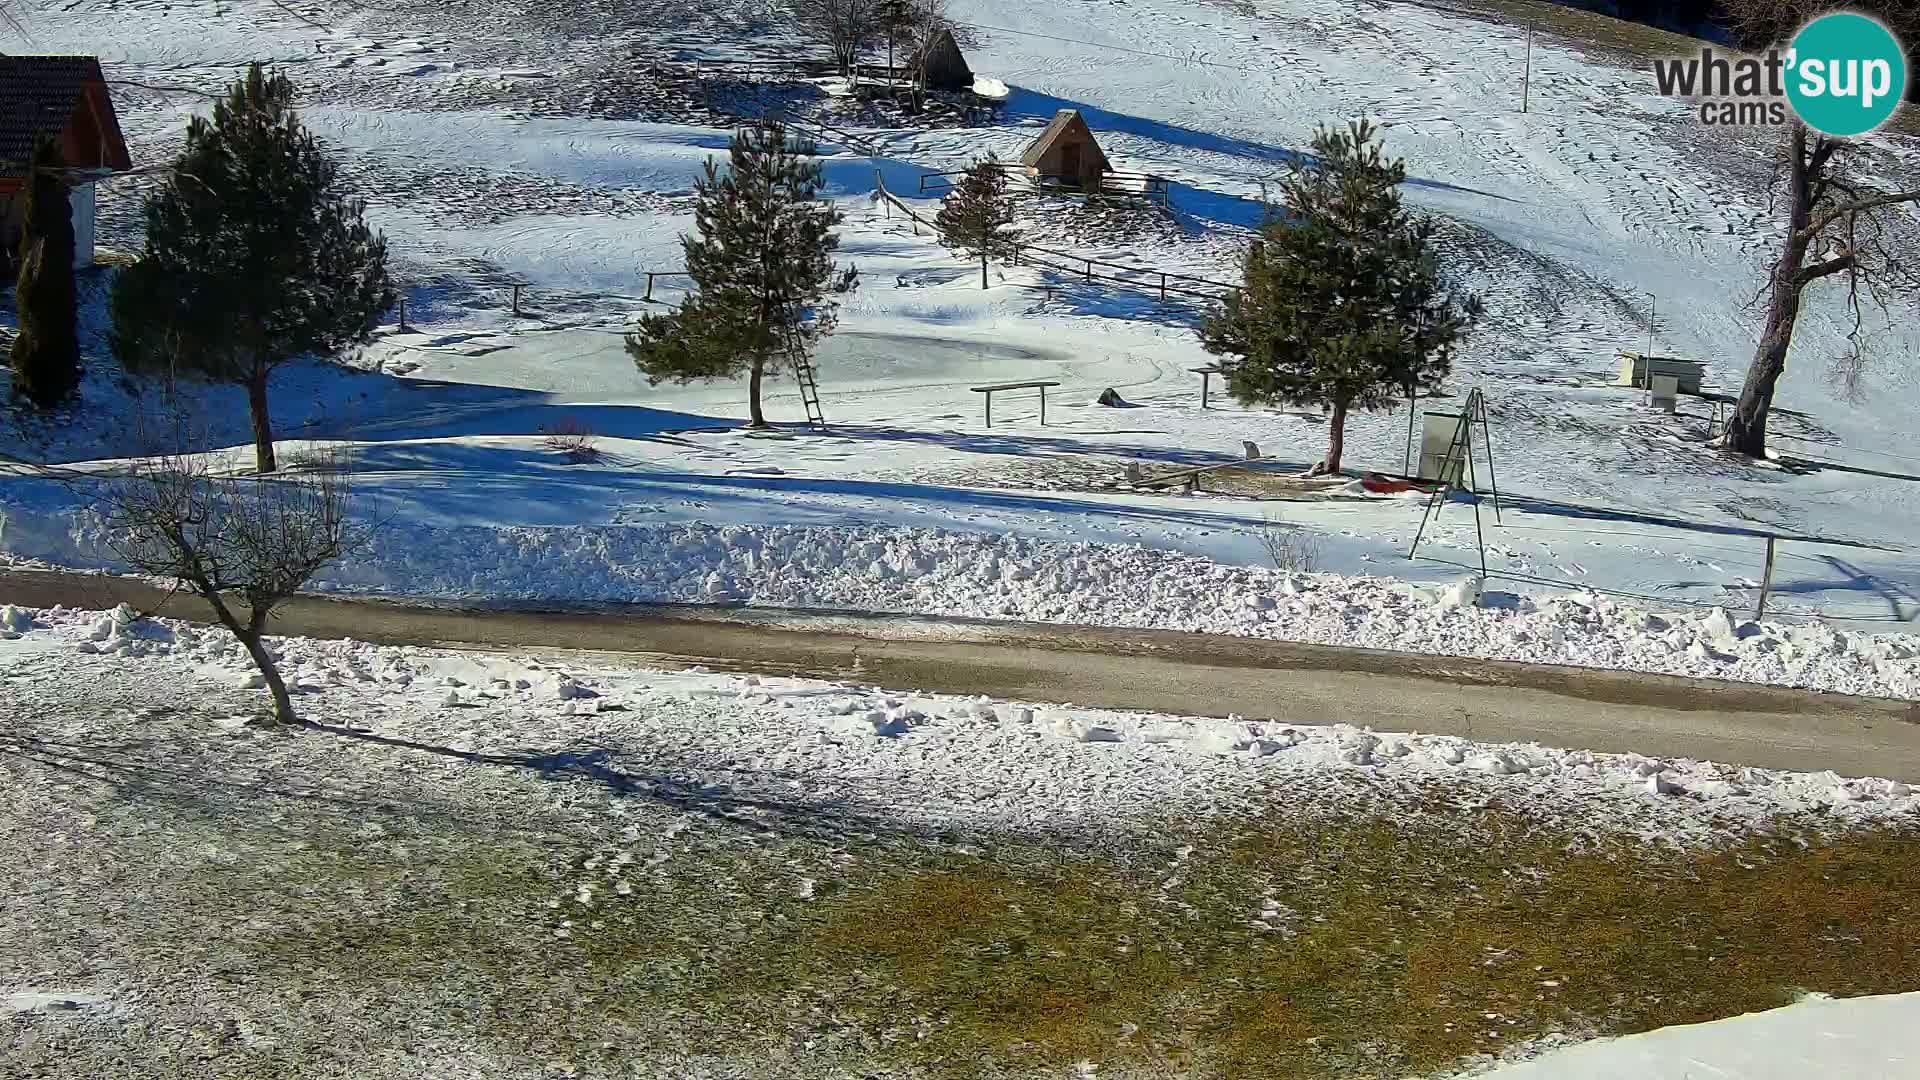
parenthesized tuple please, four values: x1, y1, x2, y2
(5, 567, 1919, 780)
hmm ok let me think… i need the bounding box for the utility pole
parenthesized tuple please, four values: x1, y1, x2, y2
(1646, 293, 1657, 357)
(1522, 19, 1534, 113)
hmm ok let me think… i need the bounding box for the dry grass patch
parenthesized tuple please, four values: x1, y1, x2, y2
(228, 804, 1920, 1079)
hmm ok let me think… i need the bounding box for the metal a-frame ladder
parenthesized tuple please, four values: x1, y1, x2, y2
(1408, 387, 1500, 575)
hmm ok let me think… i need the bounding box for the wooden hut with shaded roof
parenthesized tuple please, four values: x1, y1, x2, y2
(912, 27, 973, 91)
(1020, 109, 1109, 190)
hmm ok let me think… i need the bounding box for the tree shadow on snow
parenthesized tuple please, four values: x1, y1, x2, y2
(1497, 492, 1899, 552)
(349, 451, 1273, 534)
(318, 379, 738, 443)
(999, 87, 1519, 205)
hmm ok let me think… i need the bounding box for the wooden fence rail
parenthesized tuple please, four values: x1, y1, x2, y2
(918, 164, 1172, 207)
(874, 169, 1237, 304)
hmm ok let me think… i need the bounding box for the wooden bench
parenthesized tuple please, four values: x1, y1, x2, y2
(972, 380, 1062, 427)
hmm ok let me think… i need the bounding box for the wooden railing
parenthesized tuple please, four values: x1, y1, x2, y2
(918, 162, 1172, 207)
(875, 170, 1236, 304)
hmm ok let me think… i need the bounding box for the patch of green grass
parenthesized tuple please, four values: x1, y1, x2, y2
(231, 808, 1920, 1079)
(1406, 0, 1710, 65)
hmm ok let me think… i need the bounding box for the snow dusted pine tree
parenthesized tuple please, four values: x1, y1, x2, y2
(1201, 119, 1478, 475)
(626, 120, 858, 428)
(935, 156, 1015, 289)
(109, 65, 392, 474)
(9, 137, 82, 408)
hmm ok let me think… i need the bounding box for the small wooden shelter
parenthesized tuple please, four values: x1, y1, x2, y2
(1021, 109, 1109, 189)
(912, 27, 972, 92)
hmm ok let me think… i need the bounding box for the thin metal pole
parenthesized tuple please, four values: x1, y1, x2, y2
(1647, 293, 1657, 357)
(1476, 389, 1501, 522)
(1755, 535, 1777, 620)
(1403, 384, 1417, 476)
(1522, 19, 1533, 113)
(1039, 387, 1047, 426)
(1467, 425, 1487, 577)
(397, 293, 408, 332)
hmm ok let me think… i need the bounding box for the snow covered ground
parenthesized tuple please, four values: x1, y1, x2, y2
(1475, 992, 1920, 1079)
(7, 599, 1918, 839)
(4, 0, 1919, 661)
(3, 601, 1919, 1078)
(7, 1, 1920, 1071)
(6, 516, 1920, 698)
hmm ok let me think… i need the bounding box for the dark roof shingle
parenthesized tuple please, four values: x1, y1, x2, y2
(0, 55, 121, 172)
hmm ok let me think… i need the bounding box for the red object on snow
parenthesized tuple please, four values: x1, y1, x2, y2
(1360, 473, 1417, 494)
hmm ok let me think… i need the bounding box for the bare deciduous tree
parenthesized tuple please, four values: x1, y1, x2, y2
(1259, 514, 1322, 574)
(784, 0, 885, 79)
(94, 442, 368, 725)
(1714, 1, 1920, 456)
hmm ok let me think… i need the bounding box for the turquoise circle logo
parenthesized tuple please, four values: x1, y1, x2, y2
(1786, 13, 1908, 137)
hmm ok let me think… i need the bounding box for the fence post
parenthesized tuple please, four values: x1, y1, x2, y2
(1754, 535, 1777, 621)
(397, 294, 408, 332)
(1084, 259, 1092, 282)
(512, 284, 523, 316)
(645, 273, 655, 301)
(1160, 272, 1167, 301)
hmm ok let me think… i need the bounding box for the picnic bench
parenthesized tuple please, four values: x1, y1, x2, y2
(972, 380, 1062, 427)
(1190, 365, 1223, 409)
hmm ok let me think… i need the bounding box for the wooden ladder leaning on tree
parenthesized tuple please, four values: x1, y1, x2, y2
(793, 353, 827, 429)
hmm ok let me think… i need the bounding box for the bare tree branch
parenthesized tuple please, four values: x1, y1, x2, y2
(1800, 190, 1920, 242)
(1795, 250, 1856, 284)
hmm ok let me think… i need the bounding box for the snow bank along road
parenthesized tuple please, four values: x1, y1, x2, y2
(7, 567, 1918, 783)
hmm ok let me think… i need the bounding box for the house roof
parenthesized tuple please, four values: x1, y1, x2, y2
(0, 55, 132, 174)
(1021, 109, 1103, 168)
(911, 26, 971, 85)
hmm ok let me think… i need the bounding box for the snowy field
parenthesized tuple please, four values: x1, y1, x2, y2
(3, 0, 1919, 670)
(7, 0, 1920, 1073)
(4, 602, 1919, 1077)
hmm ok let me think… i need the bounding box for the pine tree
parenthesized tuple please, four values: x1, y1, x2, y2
(626, 120, 858, 428)
(10, 137, 81, 408)
(109, 64, 392, 473)
(935, 156, 1014, 289)
(1201, 119, 1478, 475)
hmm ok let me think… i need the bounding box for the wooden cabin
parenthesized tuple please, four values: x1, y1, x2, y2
(1020, 109, 1109, 190)
(912, 27, 972, 92)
